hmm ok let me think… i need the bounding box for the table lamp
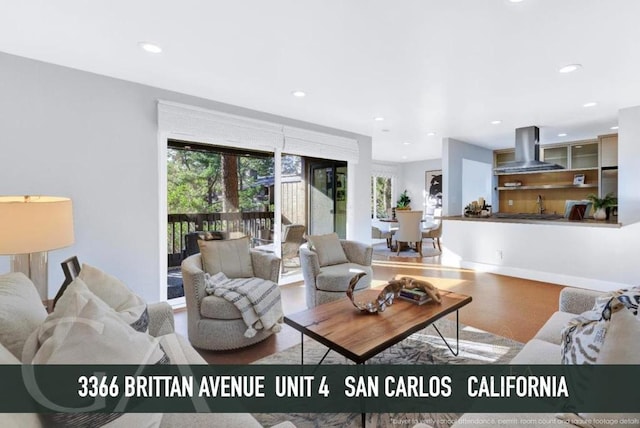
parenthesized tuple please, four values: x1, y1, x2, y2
(0, 195, 74, 303)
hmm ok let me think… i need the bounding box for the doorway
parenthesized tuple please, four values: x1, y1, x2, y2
(308, 160, 347, 238)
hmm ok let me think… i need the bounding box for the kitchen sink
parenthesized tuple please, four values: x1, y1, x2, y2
(494, 213, 565, 220)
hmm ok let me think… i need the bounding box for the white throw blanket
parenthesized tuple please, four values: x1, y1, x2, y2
(204, 272, 283, 338)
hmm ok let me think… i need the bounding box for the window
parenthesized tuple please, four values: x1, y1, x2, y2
(371, 176, 393, 219)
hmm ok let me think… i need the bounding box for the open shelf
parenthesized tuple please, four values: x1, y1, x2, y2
(497, 184, 598, 191)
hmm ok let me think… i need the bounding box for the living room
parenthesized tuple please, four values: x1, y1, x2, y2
(2, 2, 640, 427)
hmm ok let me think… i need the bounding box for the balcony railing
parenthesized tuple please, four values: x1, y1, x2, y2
(167, 211, 274, 266)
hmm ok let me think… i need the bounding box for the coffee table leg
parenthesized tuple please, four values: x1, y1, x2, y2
(300, 332, 304, 365)
(431, 310, 460, 356)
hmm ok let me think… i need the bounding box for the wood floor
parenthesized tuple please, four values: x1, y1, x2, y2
(173, 252, 564, 364)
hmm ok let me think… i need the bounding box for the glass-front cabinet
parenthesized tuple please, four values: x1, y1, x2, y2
(540, 145, 568, 168)
(570, 142, 599, 169)
(540, 140, 598, 170)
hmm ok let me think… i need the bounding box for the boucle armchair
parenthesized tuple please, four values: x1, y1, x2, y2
(181, 237, 281, 351)
(299, 233, 373, 308)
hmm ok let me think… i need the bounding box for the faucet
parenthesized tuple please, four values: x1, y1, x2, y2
(536, 195, 545, 214)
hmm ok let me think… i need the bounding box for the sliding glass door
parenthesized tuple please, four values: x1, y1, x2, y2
(308, 160, 347, 238)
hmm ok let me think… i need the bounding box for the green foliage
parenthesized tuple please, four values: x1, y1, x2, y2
(371, 176, 392, 218)
(167, 148, 300, 214)
(586, 192, 617, 209)
(396, 189, 411, 208)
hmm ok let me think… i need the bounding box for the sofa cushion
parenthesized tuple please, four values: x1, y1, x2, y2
(0, 272, 48, 359)
(200, 295, 242, 320)
(306, 233, 349, 267)
(510, 339, 561, 365)
(24, 279, 168, 365)
(316, 264, 372, 292)
(533, 311, 576, 345)
(199, 236, 254, 278)
(22, 281, 165, 427)
(78, 263, 149, 332)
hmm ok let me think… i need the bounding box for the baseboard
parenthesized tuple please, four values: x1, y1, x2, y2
(455, 261, 631, 293)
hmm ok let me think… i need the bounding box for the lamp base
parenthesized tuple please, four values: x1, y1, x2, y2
(10, 251, 48, 301)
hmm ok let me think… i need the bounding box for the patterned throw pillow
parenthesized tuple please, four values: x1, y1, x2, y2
(561, 287, 640, 365)
(558, 287, 640, 428)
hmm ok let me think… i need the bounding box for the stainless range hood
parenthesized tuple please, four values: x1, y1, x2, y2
(494, 126, 564, 173)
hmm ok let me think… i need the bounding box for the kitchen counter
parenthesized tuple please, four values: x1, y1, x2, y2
(445, 214, 621, 228)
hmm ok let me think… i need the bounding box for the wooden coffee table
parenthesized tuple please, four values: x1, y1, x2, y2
(284, 289, 472, 365)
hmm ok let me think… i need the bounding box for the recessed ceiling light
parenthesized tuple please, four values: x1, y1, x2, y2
(402, 142, 411, 145)
(402, 156, 408, 159)
(558, 133, 568, 137)
(427, 132, 436, 137)
(491, 120, 502, 125)
(374, 117, 385, 122)
(291, 90, 306, 97)
(610, 126, 619, 130)
(508, 0, 524, 3)
(138, 42, 162, 54)
(559, 64, 582, 74)
(583, 102, 597, 108)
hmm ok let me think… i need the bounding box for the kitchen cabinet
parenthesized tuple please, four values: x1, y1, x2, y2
(599, 134, 618, 168)
(539, 140, 598, 170)
(540, 145, 568, 168)
(494, 149, 515, 169)
(495, 169, 599, 214)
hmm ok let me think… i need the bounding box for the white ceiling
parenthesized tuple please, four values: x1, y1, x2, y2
(1, 0, 640, 162)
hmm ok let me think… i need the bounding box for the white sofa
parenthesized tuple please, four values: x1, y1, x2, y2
(0, 271, 293, 428)
(450, 286, 637, 428)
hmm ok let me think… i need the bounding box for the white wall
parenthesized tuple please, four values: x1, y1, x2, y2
(442, 106, 640, 291)
(0, 52, 372, 302)
(461, 159, 493, 210)
(400, 159, 442, 213)
(442, 138, 493, 216)
(618, 105, 640, 225)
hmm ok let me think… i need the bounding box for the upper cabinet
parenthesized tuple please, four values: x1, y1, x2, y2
(539, 140, 598, 170)
(540, 145, 569, 168)
(494, 149, 515, 170)
(599, 134, 618, 168)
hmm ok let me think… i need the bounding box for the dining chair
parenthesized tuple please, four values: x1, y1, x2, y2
(393, 210, 424, 256)
(422, 220, 442, 251)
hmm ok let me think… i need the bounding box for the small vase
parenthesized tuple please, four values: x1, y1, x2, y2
(593, 207, 607, 220)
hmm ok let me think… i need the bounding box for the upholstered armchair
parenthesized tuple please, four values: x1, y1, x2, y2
(299, 233, 373, 308)
(181, 236, 282, 350)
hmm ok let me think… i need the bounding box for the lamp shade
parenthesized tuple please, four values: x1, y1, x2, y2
(0, 196, 74, 254)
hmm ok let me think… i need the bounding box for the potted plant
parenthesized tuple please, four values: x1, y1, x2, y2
(586, 192, 617, 220)
(396, 190, 411, 210)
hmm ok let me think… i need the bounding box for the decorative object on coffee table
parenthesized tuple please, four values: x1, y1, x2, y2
(346, 273, 403, 313)
(347, 275, 442, 314)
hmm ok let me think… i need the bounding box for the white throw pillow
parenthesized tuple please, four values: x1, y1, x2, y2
(78, 263, 148, 332)
(198, 236, 254, 278)
(0, 272, 48, 359)
(25, 281, 165, 428)
(306, 233, 349, 267)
